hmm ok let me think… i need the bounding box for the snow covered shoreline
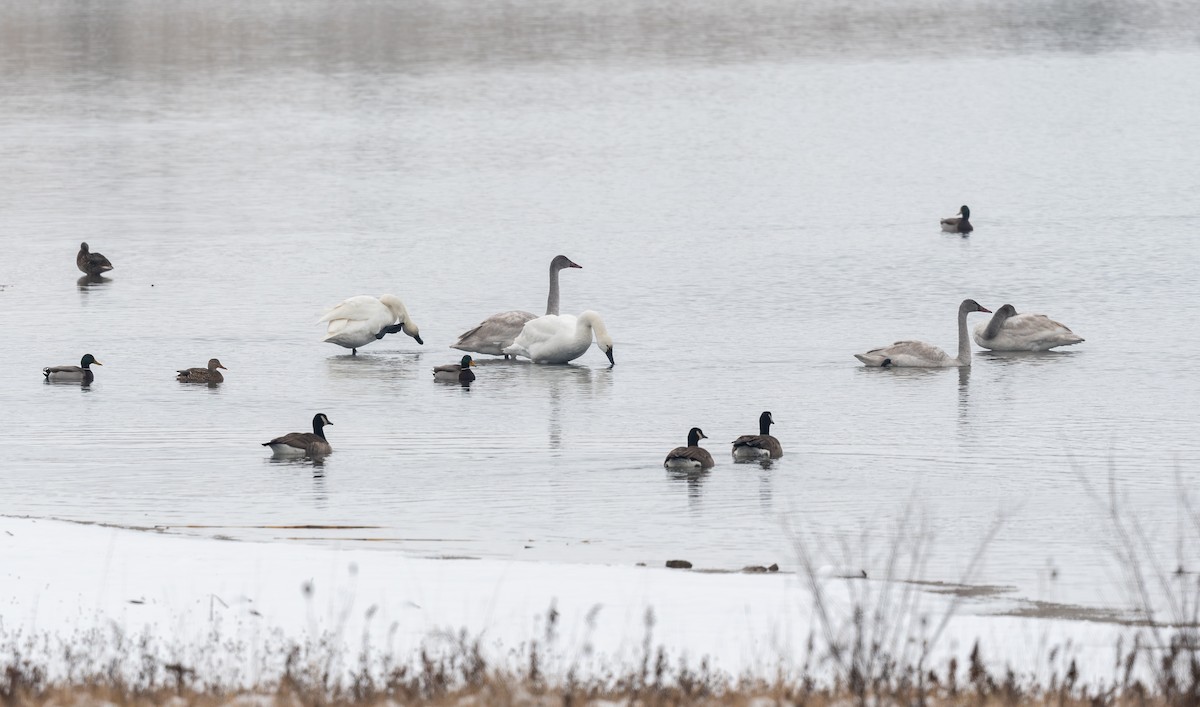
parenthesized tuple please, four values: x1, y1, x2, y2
(0, 515, 1134, 685)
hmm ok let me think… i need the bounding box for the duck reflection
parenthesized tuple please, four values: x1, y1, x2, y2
(77, 275, 112, 289)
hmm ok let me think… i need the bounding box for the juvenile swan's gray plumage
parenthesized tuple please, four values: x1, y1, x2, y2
(43, 353, 102, 383)
(732, 411, 783, 459)
(972, 303, 1085, 351)
(176, 358, 227, 383)
(855, 299, 991, 367)
(664, 427, 715, 469)
(263, 413, 333, 457)
(453, 255, 581, 357)
(76, 242, 113, 276)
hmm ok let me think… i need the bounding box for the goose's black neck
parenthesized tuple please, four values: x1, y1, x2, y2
(687, 428, 703, 447)
(312, 416, 327, 440)
(759, 412, 773, 435)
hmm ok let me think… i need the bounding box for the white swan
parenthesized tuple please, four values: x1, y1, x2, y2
(452, 255, 581, 357)
(504, 310, 615, 365)
(318, 294, 422, 355)
(972, 304, 1084, 351)
(855, 299, 991, 367)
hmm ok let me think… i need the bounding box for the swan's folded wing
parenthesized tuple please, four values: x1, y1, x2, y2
(454, 310, 536, 348)
(318, 296, 381, 324)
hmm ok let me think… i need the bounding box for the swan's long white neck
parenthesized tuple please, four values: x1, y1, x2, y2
(956, 303, 972, 366)
(546, 264, 563, 315)
(577, 311, 610, 346)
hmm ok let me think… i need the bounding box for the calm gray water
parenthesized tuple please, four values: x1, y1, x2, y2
(3, 0, 1199, 613)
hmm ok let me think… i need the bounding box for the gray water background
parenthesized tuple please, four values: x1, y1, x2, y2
(2, 0, 1200, 613)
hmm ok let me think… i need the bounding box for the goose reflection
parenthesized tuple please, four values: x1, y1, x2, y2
(666, 468, 711, 506)
(265, 457, 329, 506)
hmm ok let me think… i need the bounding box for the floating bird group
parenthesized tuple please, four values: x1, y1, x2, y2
(47, 221, 1086, 466)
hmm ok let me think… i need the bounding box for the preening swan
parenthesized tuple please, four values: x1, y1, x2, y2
(319, 294, 422, 355)
(855, 299, 991, 367)
(664, 428, 715, 469)
(732, 411, 783, 459)
(176, 358, 227, 383)
(452, 255, 581, 357)
(44, 353, 103, 383)
(940, 205, 973, 234)
(504, 310, 614, 365)
(433, 354, 477, 385)
(972, 304, 1084, 351)
(262, 413, 333, 457)
(76, 242, 113, 276)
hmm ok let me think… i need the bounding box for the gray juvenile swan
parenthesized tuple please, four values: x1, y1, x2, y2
(263, 413, 333, 457)
(664, 427, 715, 469)
(972, 304, 1084, 351)
(732, 411, 783, 459)
(452, 255, 581, 357)
(855, 299, 991, 367)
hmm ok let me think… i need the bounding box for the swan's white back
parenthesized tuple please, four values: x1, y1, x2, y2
(320, 294, 407, 348)
(505, 311, 611, 363)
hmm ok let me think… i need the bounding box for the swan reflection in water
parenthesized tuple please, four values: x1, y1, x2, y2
(324, 350, 422, 382)
(542, 364, 613, 450)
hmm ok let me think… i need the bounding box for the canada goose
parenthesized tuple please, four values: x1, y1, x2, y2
(452, 255, 582, 357)
(76, 242, 114, 276)
(319, 294, 422, 355)
(433, 355, 477, 385)
(972, 304, 1084, 351)
(732, 411, 783, 459)
(263, 413, 333, 457)
(940, 205, 974, 234)
(43, 354, 102, 383)
(855, 299, 991, 367)
(664, 427, 715, 469)
(504, 311, 614, 365)
(176, 358, 227, 383)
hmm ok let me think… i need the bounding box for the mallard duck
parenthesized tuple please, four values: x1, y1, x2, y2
(664, 427, 715, 469)
(855, 299, 991, 367)
(43, 354, 102, 383)
(176, 358, 227, 383)
(940, 205, 974, 234)
(262, 413, 333, 457)
(452, 255, 582, 357)
(732, 411, 783, 459)
(76, 242, 114, 276)
(972, 304, 1084, 351)
(433, 355, 477, 385)
(319, 294, 422, 355)
(503, 311, 615, 365)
